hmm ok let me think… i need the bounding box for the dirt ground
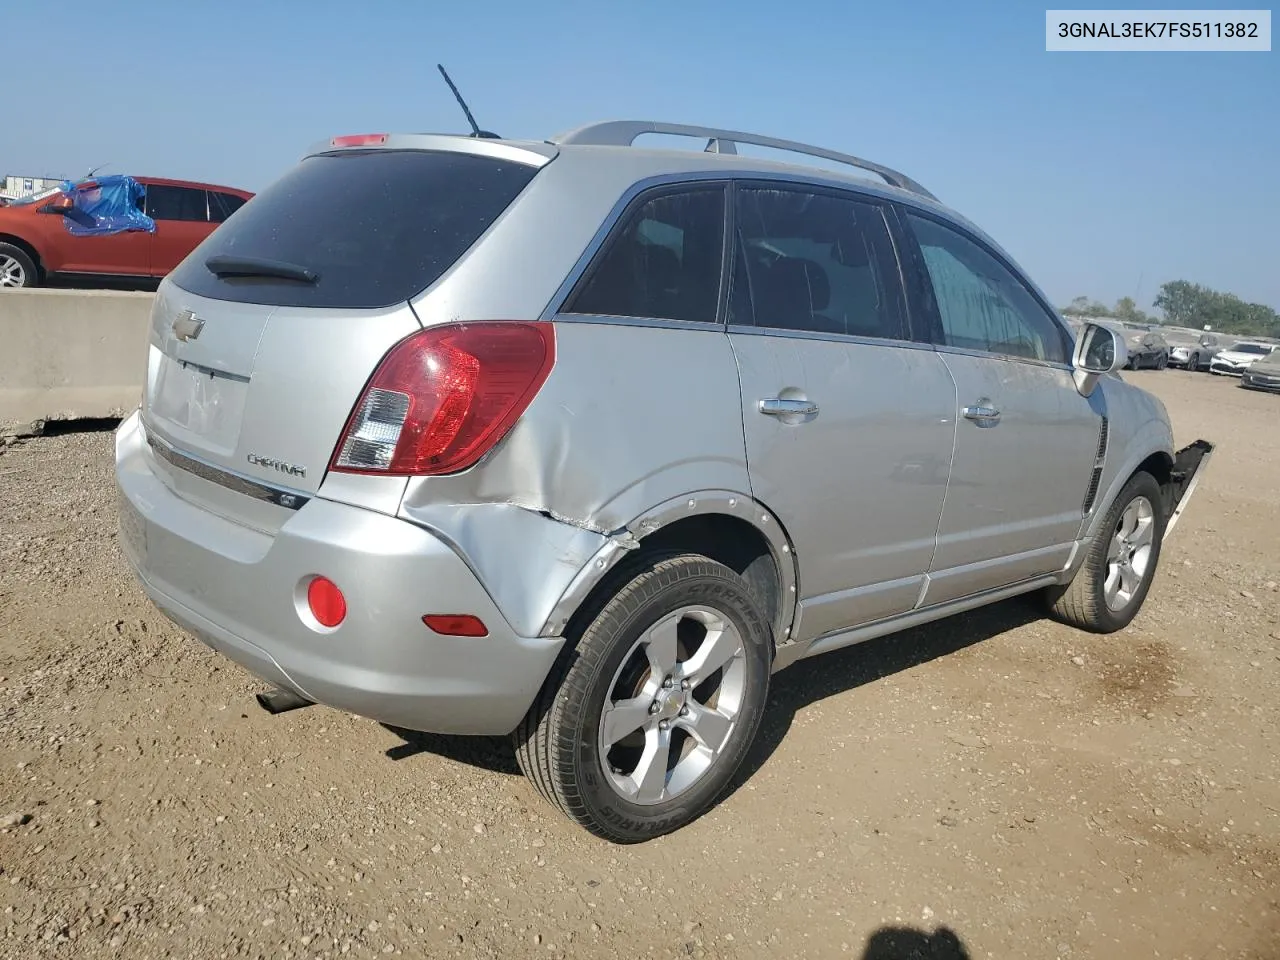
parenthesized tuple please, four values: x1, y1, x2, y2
(2, 369, 1278, 960)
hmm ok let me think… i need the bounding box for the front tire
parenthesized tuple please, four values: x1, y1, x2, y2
(1044, 471, 1165, 633)
(514, 553, 772, 843)
(0, 243, 38, 288)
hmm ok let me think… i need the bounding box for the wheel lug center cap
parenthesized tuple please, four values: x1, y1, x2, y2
(654, 689, 685, 721)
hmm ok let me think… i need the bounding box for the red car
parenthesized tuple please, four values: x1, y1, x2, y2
(0, 176, 253, 288)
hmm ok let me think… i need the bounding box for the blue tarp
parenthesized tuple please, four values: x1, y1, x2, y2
(59, 175, 155, 237)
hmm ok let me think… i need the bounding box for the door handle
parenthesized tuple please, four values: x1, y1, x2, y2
(962, 404, 1001, 424)
(759, 398, 818, 417)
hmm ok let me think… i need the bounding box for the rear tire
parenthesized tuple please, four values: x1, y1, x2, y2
(514, 553, 772, 843)
(0, 243, 38, 288)
(1044, 471, 1165, 633)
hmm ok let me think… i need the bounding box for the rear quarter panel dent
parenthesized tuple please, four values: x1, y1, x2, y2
(398, 321, 755, 639)
(397, 501, 609, 639)
(535, 490, 801, 641)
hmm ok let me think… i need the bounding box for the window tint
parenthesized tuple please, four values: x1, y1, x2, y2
(169, 151, 539, 309)
(146, 185, 208, 222)
(906, 212, 1069, 364)
(564, 188, 725, 324)
(207, 191, 246, 222)
(731, 187, 906, 340)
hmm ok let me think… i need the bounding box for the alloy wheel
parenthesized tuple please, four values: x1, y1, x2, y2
(0, 253, 27, 287)
(597, 605, 747, 805)
(1104, 496, 1155, 611)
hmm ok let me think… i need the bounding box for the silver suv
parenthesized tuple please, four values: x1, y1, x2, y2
(114, 121, 1213, 843)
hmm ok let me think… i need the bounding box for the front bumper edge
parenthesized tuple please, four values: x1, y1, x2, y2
(1163, 439, 1214, 540)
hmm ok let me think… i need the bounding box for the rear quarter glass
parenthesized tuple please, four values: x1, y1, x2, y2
(168, 150, 539, 309)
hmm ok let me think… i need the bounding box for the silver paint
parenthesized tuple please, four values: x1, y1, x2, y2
(113, 128, 1209, 743)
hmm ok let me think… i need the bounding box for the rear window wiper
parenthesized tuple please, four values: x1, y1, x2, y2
(205, 254, 319, 284)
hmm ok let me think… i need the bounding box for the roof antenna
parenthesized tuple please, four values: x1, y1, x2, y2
(436, 64, 500, 139)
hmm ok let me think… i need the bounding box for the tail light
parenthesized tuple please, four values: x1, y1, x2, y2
(330, 322, 555, 476)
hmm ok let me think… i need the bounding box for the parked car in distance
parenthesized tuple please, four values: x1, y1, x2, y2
(1165, 330, 1220, 371)
(0, 176, 252, 288)
(114, 121, 1213, 842)
(1112, 323, 1169, 369)
(1210, 341, 1278, 376)
(1240, 348, 1280, 393)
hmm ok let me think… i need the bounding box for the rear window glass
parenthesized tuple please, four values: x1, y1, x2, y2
(170, 150, 539, 309)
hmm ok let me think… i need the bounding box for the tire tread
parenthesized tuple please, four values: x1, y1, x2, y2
(513, 552, 768, 843)
(1045, 470, 1164, 633)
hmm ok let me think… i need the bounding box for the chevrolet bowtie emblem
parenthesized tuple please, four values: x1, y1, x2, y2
(171, 310, 205, 342)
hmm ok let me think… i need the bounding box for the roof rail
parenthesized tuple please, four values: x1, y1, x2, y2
(550, 120, 937, 201)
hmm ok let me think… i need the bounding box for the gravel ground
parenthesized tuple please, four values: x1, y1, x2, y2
(1, 370, 1278, 960)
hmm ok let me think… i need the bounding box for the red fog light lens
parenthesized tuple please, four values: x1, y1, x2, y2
(422, 614, 488, 637)
(307, 577, 347, 628)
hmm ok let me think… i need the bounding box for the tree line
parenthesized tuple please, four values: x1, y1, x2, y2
(1060, 281, 1280, 338)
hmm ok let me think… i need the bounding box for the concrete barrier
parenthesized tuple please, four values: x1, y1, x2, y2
(1, 288, 154, 435)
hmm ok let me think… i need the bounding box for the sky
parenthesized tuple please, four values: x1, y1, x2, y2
(4, 0, 1276, 312)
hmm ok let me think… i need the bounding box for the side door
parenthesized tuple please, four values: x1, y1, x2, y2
(145, 184, 214, 276)
(897, 207, 1103, 606)
(52, 182, 152, 276)
(728, 183, 957, 641)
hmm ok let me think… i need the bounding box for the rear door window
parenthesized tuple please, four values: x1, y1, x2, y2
(730, 185, 908, 340)
(169, 150, 540, 309)
(562, 186, 726, 324)
(147, 185, 210, 222)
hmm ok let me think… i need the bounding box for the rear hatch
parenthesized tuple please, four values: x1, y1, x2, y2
(140, 143, 548, 532)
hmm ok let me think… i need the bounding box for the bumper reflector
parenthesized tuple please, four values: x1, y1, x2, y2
(307, 576, 347, 628)
(422, 614, 488, 637)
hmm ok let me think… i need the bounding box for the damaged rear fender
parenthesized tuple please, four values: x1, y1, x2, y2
(536, 489, 801, 644)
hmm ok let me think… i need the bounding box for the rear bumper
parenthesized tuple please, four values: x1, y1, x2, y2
(113, 412, 564, 736)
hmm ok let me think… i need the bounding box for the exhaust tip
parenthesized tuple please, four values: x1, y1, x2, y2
(255, 687, 314, 715)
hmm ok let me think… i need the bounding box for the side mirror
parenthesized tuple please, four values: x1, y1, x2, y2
(46, 194, 75, 214)
(1072, 322, 1126, 397)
